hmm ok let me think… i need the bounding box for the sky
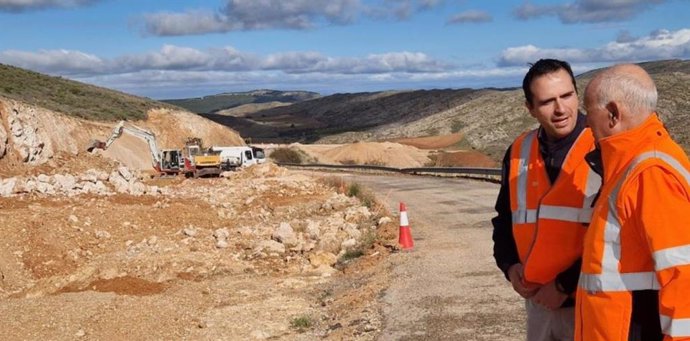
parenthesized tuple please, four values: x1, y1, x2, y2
(1, 0, 689, 100)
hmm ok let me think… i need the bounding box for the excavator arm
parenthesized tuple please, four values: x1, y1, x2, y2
(87, 120, 162, 168)
(120, 125, 162, 166)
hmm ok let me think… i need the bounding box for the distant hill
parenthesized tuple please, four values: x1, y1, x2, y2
(200, 88, 482, 143)
(0, 63, 177, 122)
(201, 59, 690, 160)
(162, 89, 320, 114)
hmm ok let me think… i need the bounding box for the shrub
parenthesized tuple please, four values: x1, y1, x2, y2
(270, 148, 303, 164)
(451, 119, 466, 133)
(290, 316, 313, 332)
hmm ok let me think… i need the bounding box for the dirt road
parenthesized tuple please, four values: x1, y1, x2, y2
(342, 173, 526, 340)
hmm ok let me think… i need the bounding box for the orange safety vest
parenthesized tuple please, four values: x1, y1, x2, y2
(509, 128, 600, 285)
(576, 115, 690, 341)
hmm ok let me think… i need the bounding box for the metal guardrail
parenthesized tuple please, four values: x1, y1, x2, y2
(277, 162, 502, 178)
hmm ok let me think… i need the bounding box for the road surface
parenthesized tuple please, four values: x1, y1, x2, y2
(343, 173, 526, 340)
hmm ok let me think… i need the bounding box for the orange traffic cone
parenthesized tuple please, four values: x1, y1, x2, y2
(398, 202, 414, 250)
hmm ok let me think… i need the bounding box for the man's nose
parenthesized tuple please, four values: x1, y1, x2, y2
(554, 99, 565, 113)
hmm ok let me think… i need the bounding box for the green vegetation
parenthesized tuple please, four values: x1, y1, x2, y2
(346, 182, 376, 208)
(269, 147, 304, 163)
(424, 127, 440, 136)
(450, 119, 466, 133)
(0, 63, 179, 122)
(162, 90, 320, 114)
(290, 315, 313, 332)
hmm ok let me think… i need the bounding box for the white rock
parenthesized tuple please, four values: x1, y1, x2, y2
(0, 177, 17, 196)
(378, 216, 393, 225)
(183, 227, 198, 237)
(95, 230, 111, 239)
(214, 228, 230, 240)
(254, 240, 286, 255)
(272, 222, 298, 247)
(117, 166, 133, 182)
(340, 238, 357, 251)
(215, 240, 229, 249)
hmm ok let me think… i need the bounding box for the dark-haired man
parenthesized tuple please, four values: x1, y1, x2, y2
(492, 59, 601, 340)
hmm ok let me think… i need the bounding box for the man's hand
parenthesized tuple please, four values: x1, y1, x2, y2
(531, 280, 568, 310)
(507, 264, 538, 298)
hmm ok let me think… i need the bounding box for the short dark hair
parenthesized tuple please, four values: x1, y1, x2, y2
(522, 59, 577, 105)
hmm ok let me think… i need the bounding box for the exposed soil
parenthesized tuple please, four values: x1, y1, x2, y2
(393, 132, 465, 150)
(0, 164, 399, 340)
(0, 100, 401, 340)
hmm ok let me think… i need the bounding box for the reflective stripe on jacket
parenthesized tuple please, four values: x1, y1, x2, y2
(576, 115, 690, 341)
(509, 128, 600, 285)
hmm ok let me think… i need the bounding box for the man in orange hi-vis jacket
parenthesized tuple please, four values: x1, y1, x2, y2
(578, 63, 690, 341)
(492, 59, 601, 341)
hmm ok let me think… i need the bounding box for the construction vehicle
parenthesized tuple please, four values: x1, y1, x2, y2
(211, 145, 266, 170)
(181, 137, 222, 178)
(87, 121, 182, 175)
(88, 123, 224, 178)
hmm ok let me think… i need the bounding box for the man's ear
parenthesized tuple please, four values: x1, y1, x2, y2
(605, 102, 620, 125)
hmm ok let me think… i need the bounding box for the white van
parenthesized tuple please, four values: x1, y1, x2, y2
(211, 146, 265, 170)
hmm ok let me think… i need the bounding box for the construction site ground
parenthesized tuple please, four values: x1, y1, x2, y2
(0, 164, 404, 340)
(0, 106, 519, 340)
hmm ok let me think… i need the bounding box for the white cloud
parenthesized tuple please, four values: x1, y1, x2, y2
(498, 28, 690, 66)
(0, 0, 100, 12)
(143, 0, 361, 36)
(142, 0, 444, 36)
(0, 49, 105, 75)
(514, 0, 664, 23)
(0, 45, 453, 77)
(447, 10, 492, 24)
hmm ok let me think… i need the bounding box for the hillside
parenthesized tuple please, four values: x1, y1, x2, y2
(204, 59, 690, 160)
(201, 88, 481, 144)
(162, 89, 320, 114)
(0, 63, 179, 122)
(0, 64, 246, 176)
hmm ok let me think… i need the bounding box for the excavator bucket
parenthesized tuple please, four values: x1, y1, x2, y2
(86, 139, 106, 152)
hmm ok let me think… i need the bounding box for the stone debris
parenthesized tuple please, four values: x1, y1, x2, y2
(0, 165, 165, 197)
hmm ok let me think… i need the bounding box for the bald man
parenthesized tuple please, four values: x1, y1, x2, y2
(577, 64, 690, 341)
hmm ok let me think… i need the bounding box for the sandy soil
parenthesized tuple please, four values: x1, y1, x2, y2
(0, 164, 398, 340)
(393, 132, 465, 150)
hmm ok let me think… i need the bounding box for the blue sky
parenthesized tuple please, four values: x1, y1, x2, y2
(1, 0, 689, 99)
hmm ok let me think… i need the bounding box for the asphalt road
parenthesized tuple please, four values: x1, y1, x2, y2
(342, 173, 526, 341)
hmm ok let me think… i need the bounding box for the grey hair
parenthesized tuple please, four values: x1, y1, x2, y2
(595, 71, 657, 114)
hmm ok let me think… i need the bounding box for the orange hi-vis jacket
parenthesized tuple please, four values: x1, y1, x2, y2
(576, 115, 690, 341)
(509, 127, 600, 285)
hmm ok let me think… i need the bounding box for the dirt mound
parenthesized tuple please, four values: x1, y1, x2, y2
(393, 133, 464, 150)
(294, 142, 430, 168)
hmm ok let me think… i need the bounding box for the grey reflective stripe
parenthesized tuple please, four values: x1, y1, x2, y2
(512, 209, 537, 224)
(660, 315, 690, 337)
(579, 271, 660, 292)
(654, 245, 690, 271)
(515, 131, 536, 220)
(539, 205, 593, 223)
(581, 150, 690, 293)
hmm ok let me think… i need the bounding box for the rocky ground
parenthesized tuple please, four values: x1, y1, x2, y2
(0, 162, 399, 340)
